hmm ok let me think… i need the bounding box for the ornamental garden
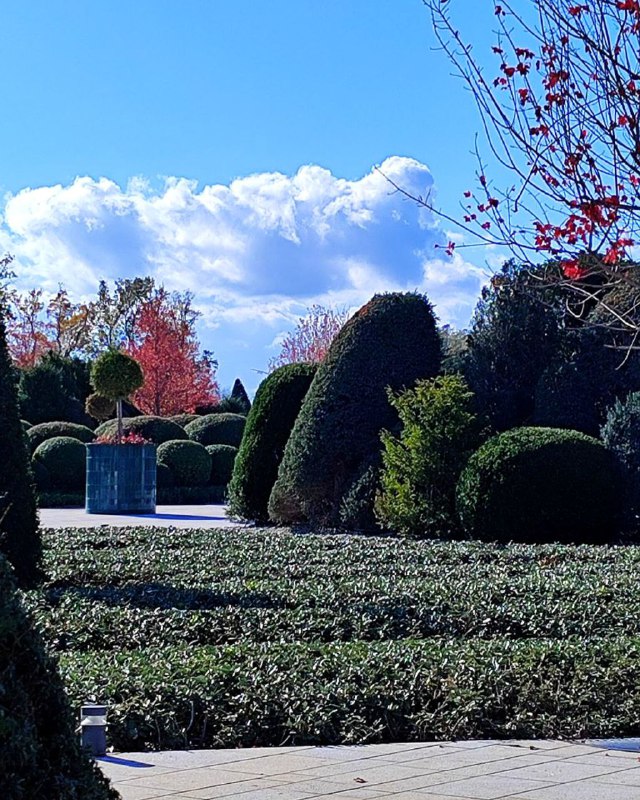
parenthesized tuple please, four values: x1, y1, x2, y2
(4, 273, 640, 799)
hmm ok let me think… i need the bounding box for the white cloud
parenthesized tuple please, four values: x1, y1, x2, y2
(0, 157, 488, 390)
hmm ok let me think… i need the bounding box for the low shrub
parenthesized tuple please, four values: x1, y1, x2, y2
(38, 492, 85, 508)
(186, 413, 246, 447)
(169, 414, 200, 428)
(206, 444, 237, 486)
(31, 460, 51, 492)
(157, 440, 211, 487)
(456, 426, 621, 543)
(27, 421, 95, 453)
(157, 485, 226, 504)
(156, 462, 175, 489)
(33, 437, 87, 491)
(95, 415, 188, 444)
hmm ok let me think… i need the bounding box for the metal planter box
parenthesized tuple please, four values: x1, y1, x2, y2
(86, 443, 157, 514)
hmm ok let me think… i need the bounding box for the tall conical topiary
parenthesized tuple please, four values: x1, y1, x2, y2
(268, 292, 442, 527)
(228, 363, 317, 522)
(230, 378, 251, 414)
(0, 311, 41, 586)
(0, 553, 118, 800)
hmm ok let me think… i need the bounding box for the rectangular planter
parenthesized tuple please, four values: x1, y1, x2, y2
(86, 443, 157, 514)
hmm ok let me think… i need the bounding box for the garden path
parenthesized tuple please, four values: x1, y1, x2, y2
(39, 504, 248, 529)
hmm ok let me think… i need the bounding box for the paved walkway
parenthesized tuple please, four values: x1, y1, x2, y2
(40, 504, 247, 529)
(98, 740, 640, 799)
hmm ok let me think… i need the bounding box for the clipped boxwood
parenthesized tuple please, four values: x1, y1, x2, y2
(186, 413, 246, 447)
(228, 363, 317, 522)
(206, 444, 237, 486)
(157, 440, 212, 487)
(456, 426, 621, 544)
(95, 415, 188, 444)
(31, 459, 51, 492)
(269, 292, 441, 526)
(27, 421, 95, 453)
(33, 437, 87, 491)
(169, 413, 200, 428)
(156, 462, 175, 489)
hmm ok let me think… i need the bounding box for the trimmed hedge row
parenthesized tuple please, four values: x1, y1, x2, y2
(27, 421, 94, 453)
(95, 415, 188, 444)
(185, 413, 246, 447)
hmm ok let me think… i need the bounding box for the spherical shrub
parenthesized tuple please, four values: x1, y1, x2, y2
(33, 437, 87, 491)
(269, 292, 442, 527)
(185, 413, 246, 447)
(169, 414, 200, 428)
(157, 440, 212, 487)
(85, 392, 116, 422)
(206, 444, 237, 486)
(227, 363, 317, 522)
(95, 415, 188, 444)
(27, 422, 95, 453)
(156, 462, 175, 489)
(90, 349, 144, 400)
(456, 426, 621, 544)
(31, 459, 51, 492)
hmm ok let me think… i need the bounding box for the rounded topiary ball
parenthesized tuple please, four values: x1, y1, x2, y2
(27, 422, 95, 454)
(85, 393, 116, 422)
(95, 416, 188, 444)
(91, 350, 144, 400)
(157, 440, 212, 487)
(456, 426, 621, 544)
(185, 413, 246, 447)
(169, 414, 200, 428)
(32, 437, 87, 491)
(206, 444, 237, 486)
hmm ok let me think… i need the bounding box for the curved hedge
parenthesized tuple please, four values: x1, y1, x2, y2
(157, 440, 212, 487)
(0, 554, 117, 800)
(228, 363, 317, 522)
(27, 421, 95, 453)
(169, 413, 200, 428)
(269, 292, 442, 526)
(206, 444, 238, 486)
(95, 415, 188, 444)
(456, 426, 621, 544)
(185, 413, 246, 447)
(33, 437, 87, 491)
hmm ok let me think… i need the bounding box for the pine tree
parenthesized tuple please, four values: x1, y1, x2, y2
(230, 378, 251, 414)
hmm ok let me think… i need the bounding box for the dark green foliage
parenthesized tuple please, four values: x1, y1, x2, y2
(0, 554, 118, 800)
(376, 376, 486, 538)
(601, 392, 640, 528)
(33, 437, 87, 492)
(85, 392, 116, 423)
(230, 378, 251, 414)
(457, 427, 621, 544)
(186, 413, 246, 447)
(31, 460, 51, 492)
(206, 444, 237, 486)
(227, 363, 317, 522)
(0, 313, 41, 587)
(95, 415, 188, 444)
(196, 396, 248, 415)
(156, 462, 175, 489)
(91, 348, 144, 399)
(18, 354, 93, 426)
(338, 459, 380, 532)
(269, 292, 442, 527)
(157, 440, 211, 487)
(463, 262, 564, 431)
(169, 413, 200, 428)
(27, 421, 95, 453)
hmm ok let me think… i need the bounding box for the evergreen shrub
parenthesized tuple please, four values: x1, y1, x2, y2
(156, 462, 175, 489)
(157, 440, 212, 487)
(206, 444, 238, 486)
(227, 363, 317, 522)
(269, 292, 442, 526)
(31, 460, 51, 492)
(90, 349, 144, 400)
(186, 413, 246, 447)
(456, 427, 620, 544)
(33, 437, 87, 492)
(230, 378, 251, 414)
(169, 414, 200, 428)
(601, 392, 640, 528)
(95, 415, 187, 444)
(27, 421, 95, 453)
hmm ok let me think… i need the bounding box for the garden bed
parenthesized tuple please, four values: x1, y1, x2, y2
(25, 526, 640, 750)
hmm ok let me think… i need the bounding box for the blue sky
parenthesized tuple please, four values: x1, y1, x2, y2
(0, 0, 500, 392)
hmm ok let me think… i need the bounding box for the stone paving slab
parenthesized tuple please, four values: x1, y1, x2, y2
(98, 741, 640, 800)
(39, 504, 247, 529)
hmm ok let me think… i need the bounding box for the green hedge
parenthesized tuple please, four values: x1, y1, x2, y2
(206, 444, 237, 486)
(33, 437, 86, 492)
(186, 413, 246, 447)
(457, 426, 621, 543)
(169, 413, 200, 428)
(157, 440, 211, 487)
(269, 292, 441, 526)
(96, 415, 187, 444)
(27, 421, 94, 453)
(228, 363, 317, 523)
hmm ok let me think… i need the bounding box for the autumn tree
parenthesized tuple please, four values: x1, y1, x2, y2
(5, 289, 53, 368)
(126, 289, 219, 415)
(413, 0, 640, 343)
(269, 304, 350, 371)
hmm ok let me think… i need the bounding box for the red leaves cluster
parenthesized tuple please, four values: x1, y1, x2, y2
(96, 432, 149, 445)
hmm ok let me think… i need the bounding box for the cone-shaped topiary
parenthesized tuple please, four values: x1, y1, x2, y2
(0, 312, 41, 587)
(228, 363, 317, 522)
(0, 553, 118, 800)
(230, 378, 251, 414)
(269, 292, 442, 526)
(85, 392, 116, 423)
(456, 426, 621, 544)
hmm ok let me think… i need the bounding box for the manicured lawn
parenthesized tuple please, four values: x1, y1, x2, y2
(24, 526, 640, 750)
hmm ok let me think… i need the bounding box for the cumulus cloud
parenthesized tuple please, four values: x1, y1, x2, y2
(0, 157, 487, 389)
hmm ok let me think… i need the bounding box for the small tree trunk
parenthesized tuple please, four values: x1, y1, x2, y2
(117, 398, 123, 443)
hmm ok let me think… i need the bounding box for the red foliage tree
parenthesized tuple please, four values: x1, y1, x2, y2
(269, 304, 350, 371)
(5, 289, 54, 368)
(125, 290, 219, 415)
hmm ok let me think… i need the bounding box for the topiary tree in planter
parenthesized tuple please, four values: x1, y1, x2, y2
(90, 349, 144, 442)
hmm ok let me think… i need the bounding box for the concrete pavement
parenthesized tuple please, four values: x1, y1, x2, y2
(98, 740, 640, 800)
(39, 504, 248, 529)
